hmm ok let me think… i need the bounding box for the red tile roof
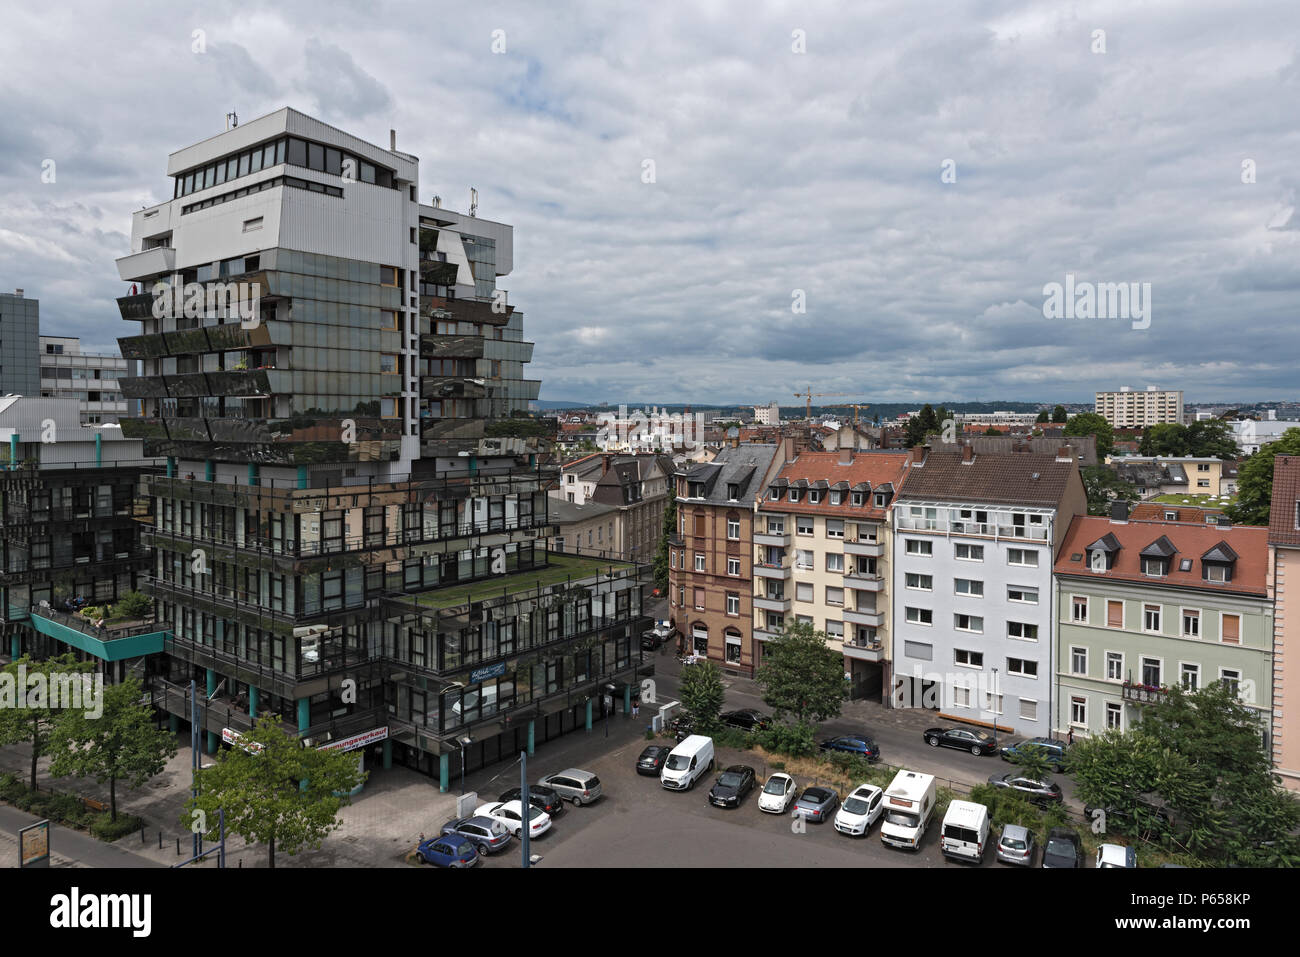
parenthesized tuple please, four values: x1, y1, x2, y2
(1269, 454, 1300, 547)
(1130, 502, 1225, 523)
(760, 451, 910, 520)
(1055, 515, 1269, 596)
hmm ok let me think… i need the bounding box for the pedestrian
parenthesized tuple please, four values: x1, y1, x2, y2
(632, 698, 640, 718)
(1067, 728, 1074, 746)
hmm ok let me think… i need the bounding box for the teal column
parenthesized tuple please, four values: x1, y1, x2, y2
(382, 739, 392, 770)
(166, 456, 176, 478)
(297, 697, 310, 734)
(248, 463, 260, 487)
(206, 667, 216, 698)
(206, 731, 217, 754)
(168, 714, 178, 734)
(527, 720, 535, 756)
(9, 635, 20, 660)
(8, 434, 17, 470)
(439, 753, 450, 792)
(297, 465, 308, 489)
(585, 699, 593, 731)
(529, 453, 537, 468)
(468, 455, 478, 476)
(248, 686, 259, 720)
(624, 684, 632, 716)
(94, 432, 102, 468)
(205, 459, 215, 482)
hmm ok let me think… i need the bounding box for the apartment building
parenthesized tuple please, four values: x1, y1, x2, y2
(890, 443, 1087, 737)
(1110, 456, 1229, 498)
(25, 108, 650, 790)
(669, 443, 785, 674)
(39, 336, 130, 423)
(548, 497, 618, 557)
(754, 447, 910, 699)
(0, 289, 40, 398)
(1095, 387, 1184, 428)
(754, 402, 780, 426)
(1268, 455, 1300, 790)
(1055, 508, 1272, 740)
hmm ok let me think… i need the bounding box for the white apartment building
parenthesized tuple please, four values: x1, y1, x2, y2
(754, 402, 781, 426)
(1095, 387, 1184, 428)
(890, 444, 1087, 737)
(39, 337, 130, 424)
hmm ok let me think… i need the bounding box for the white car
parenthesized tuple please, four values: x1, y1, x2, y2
(758, 772, 798, 813)
(1096, 843, 1137, 868)
(833, 783, 885, 836)
(474, 801, 552, 839)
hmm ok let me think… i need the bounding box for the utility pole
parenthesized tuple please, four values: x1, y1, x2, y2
(520, 750, 529, 869)
(189, 679, 200, 859)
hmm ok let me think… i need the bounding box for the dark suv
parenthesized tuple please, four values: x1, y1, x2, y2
(1000, 737, 1069, 772)
(1041, 827, 1083, 868)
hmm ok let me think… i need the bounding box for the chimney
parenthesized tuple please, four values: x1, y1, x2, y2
(839, 446, 853, 465)
(960, 443, 973, 464)
(14, 288, 23, 297)
(1110, 500, 1130, 523)
(601, 454, 612, 476)
(390, 129, 397, 151)
(910, 445, 926, 466)
(1056, 445, 1073, 462)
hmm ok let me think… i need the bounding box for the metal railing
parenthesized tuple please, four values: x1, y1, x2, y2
(31, 602, 162, 640)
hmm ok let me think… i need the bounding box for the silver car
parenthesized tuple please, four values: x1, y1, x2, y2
(538, 768, 603, 806)
(996, 824, 1036, 866)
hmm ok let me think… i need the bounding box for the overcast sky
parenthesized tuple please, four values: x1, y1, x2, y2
(2, 1, 1298, 406)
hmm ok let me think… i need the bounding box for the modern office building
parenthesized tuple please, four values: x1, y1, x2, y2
(1095, 387, 1184, 428)
(0, 290, 40, 398)
(39, 336, 131, 423)
(1268, 455, 1300, 791)
(890, 443, 1087, 738)
(27, 107, 650, 789)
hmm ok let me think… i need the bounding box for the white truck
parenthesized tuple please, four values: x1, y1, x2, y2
(880, 769, 937, 850)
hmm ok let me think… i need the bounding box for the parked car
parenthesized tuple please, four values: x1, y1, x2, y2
(924, 726, 998, 756)
(818, 734, 880, 761)
(995, 823, 1037, 866)
(538, 768, 603, 806)
(439, 816, 513, 855)
(758, 772, 798, 814)
(416, 833, 479, 867)
(1041, 826, 1084, 868)
(635, 745, 673, 776)
(833, 783, 884, 836)
(474, 800, 552, 839)
(987, 772, 1063, 805)
(792, 786, 841, 823)
(708, 765, 757, 808)
(498, 784, 565, 817)
(1096, 844, 1138, 868)
(641, 626, 670, 650)
(719, 709, 771, 731)
(661, 735, 715, 791)
(1000, 737, 1069, 772)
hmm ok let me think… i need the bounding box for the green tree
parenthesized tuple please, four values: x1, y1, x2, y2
(652, 493, 678, 594)
(1035, 410, 1050, 424)
(48, 676, 177, 821)
(0, 654, 96, 790)
(1081, 465, 1140, 515)
(1005, 743, 1058, 784)
(1229, 428, 1300, 526)
(1064, 412, 1115, 458)
(679, 659, 724, 733)
(111, 590, 152, 621)
(1051, 405, 1068, 423)
(1186, 419, 1237, 460)
(754, 621, 848, 725)
(1139, 423, 1189, 456)
(984, 426, 1000, 436)
(184, 713, 366, 868)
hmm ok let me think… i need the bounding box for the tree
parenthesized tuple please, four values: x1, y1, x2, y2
(754, 621, 848, 725)
(1081, 465, 1140, 515)
(652, 493, 678, 595)
(1139, 422, 1189, 457)
(678, 659, 724, 733)
(983, 426, 1001, 436)
(1035, 410, 1050, 424)
(0, 654, 96, 790)
(48, 676, 177, 821)
(1051, 405, 1068, 423)
(112, 590, 152, 621)
(1005, 743, 1058, 785)
(185, 713, 366, 868)
(1229, 428, 1300, 526)
(1186, 419, 1237, 460)
(1064, 412, 1115, 458)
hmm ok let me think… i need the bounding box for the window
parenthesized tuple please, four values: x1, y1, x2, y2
(1219, 668, 1241, 697)
(694, 588, 705, 610)
(796, 516, 813, 536)
(954, 613, 983, 633)
(380, 354, 398, 374)
(874, 492, 887, 507)
(1070, 696, 1087, 727)
(726, 518, 740, 540)
(694, 513, 706, 537)
(795, 582, 813, 602)
(851, 491, 864, 506)
(1143, 604, 1161, 633)
(1105, 702, 1122, 730)
(727, 557, 740, 576)
(1107, 600, 1124, 628)
(670, 551, 677, 569)
(809, 491, 821, 504)
(954, 578, 982, 597)
(1181, 662, 1200, 691)
(954, 649, 983, 667)
(1182, 609, 1200, 638)
(826, 519, 844, 538)
(1141, 557, 1167, 577)
(795, 549, 814, 569)
(1007, 586, 1038, 604)
(826, 586, 844, 606)
(1141, 657, 1161, 687)
(726, 593, 740, 616)
(726, 484, 738, 500)
(788, 489, 799, 503)
(905, 607, 932, 625)
(1106, 651, 1124, 681)
(906, 573, 933, 591)
(824, 620, 844, 639)
(694, 553, 705, 572)
(1008, 657, 1038, 678)
(1007, 621, 1038, 641)
(1007, 548, 1038, 567)
(953, 685, 972, 707)
(830, 491, 842, 506)
(1205, 563, 1230, 583)
(1071, 596, 1089, 623)
(1220, 613, 1240, 645)
(1165, 511, 1177, 521)
(905, 539, 931, 556)
(955, 543, 983, 561)
(1071, 647, 1087, 675)
(826, 553, 844, 573)
(1020, 699, 1038, 722)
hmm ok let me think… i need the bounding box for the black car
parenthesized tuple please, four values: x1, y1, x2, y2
(818, 734, 880, 761)
(636, 745, 673, 776)
(924, 726, 998, 756)
(498, 784, 565, 817)
(720, 709, 771, 732)
(708, 765, 757, 808)
(1041, 826, 1084, 868)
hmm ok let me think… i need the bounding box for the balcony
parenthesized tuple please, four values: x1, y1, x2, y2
(844, 572, 884, 591)
(844, 607, 883, 628)
(1121, 682, 1169, 705)
(753, 595, 792, 613)
(753, 626, 781, 643)
(117, 245, 176, 281)
(753, 562, 792, 580)
(29, 604, 167, 663)
(845, 539, 884, 557)
(754, 530, 791, 548)
(842, 636, 885, 662)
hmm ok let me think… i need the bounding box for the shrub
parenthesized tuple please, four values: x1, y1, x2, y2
(112, 590, 152, 621)
(0, 773, 20, 802)
(711, 727, 755, 751)
(46, 793, 84, 822)
(644, 729, 655, 741)
(756, 721, 817, 757)
(91, 813, 144, 842)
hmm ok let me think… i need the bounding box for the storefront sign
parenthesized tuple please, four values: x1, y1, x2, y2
(470, 662, 508, 685)
(317, 726, 389, 753)
(221, 727, 264, 754)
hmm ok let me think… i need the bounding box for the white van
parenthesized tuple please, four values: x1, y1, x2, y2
(880, 769, 936, 850)
(940, 800, 990, 863)
(660, 734, 715, 791)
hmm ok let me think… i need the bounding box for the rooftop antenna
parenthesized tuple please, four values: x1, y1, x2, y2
(225, 111, 238, 130)
(469, 187, 478, 217)
(432, 195, 441, 208)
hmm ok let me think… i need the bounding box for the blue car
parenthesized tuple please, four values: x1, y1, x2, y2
(417, 833, 479, 868)
(818, 734, 880, 761)
(1000, 737, 1069, 772)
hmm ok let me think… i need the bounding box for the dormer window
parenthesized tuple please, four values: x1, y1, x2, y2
(1201, 541, 1237, 583)
(874, 492, 887, 507)
(1141, 557, 1168, 577)
(851, 492, 864, 506)
(788, 489, 800, 503)
(768, 488, 779, 501)
(1087, 532, 1121, 571)
(830, 490, 842, 506)
(1206, 564, 1229, 583)
(727, 484, 739, 501)
(809, 490, 821, 504)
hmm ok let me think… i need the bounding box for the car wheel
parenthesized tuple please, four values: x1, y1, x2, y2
(416, 853, 426, 865)
(927, 736, 939, 747)
(687, 776, 695, 791)
(971, 745, 982, 755)
(571, 795, 583, 807)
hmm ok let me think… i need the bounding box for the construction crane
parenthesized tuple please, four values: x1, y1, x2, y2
(827, 403, 871, 427)
(793, 387, 863, 421)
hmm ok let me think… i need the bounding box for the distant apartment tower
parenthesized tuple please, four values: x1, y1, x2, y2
(754, 402, 780, 426)
(1095, 387, 1184, 428)
(39, 337, 130, 424)
(0, 290, 40, 398)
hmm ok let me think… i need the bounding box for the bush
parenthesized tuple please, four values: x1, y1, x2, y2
(91, 813, 144, 843)
(112, 590, 152, 621)
(46, 793, 84, 822)
(969, 783, 1042, 835)
(0, 773, 20, 802)
(756, 721, 817, 757)
(644, 729, 655, 740)
(712, 727, 755, 751)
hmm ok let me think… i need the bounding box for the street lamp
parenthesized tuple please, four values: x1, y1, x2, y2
(990, 668, 999, 751)
(458, 734, 473, 795)
(603, 683, 616, 738)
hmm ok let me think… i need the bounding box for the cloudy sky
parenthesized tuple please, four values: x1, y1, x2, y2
(2, 0, 1298, 406)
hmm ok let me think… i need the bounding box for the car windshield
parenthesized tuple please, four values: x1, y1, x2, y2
(844, 797, 870, 814)
(665, 754, 690, 770)
(1003, 837, 1026, 850)
(763, 778, 787, 794)
(885, 809, 919, 827)
(527, 806, 545, 821)
(718, 773, 743, 787)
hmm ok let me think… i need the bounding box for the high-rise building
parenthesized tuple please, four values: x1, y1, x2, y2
(39, 336, 131, 423)
(27, 107, 651, 789)
(1095, 387, 1184, 428)
(0, 289, 40, 398)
